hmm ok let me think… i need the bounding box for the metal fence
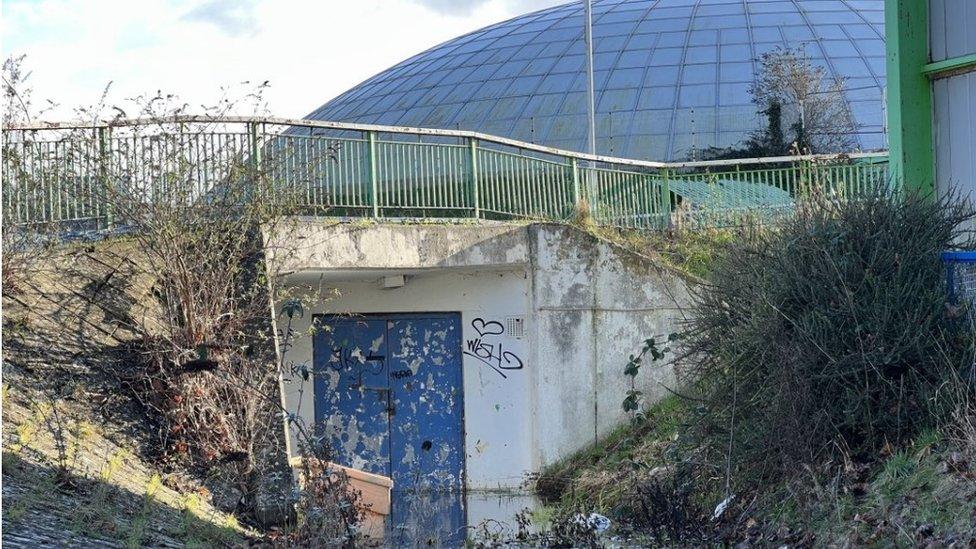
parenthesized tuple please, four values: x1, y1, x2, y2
(1, 116, 890, 233)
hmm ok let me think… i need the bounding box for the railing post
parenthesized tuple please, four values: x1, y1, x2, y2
(469, 138, 480, 219)
(248, 122, 264, 201)
(659, 168, 671, 229)
(97, 126, 111, 230)
(248, 121, 263, 167)
(571, 157, 580, 209)
(367, 131, 379, 218)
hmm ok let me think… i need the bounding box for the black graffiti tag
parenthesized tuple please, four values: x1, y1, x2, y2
(463, 317, 524, 379)
(323, 346, 386, 387)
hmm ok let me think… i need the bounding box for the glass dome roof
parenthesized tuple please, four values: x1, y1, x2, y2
(306, 0, 886, 161)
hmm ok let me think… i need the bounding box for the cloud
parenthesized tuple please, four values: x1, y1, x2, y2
(4, 0, 565, 119)
(413, 0, 490, 16)
(181, 0, 259, 37)
(412, 0, 567, 17)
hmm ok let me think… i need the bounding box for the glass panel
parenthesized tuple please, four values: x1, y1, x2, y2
(598, 88, 639, 112)
(655, 31, 687, 48)
(649, 47, 683, 66)
(644, 65, 680, 86)
(523, 94, 568, 117)
(719, 82, 752, 105)
(686, 45, 718, 63)
(751, 12, 805, 25)
(522, 56, 559, 76)
(719, 61, 754, 83)
(679, 84, 717, 108)
(617, 49, 652, 68)
(637, 87, 677, 109)
(607, 67, 645, 88)
(720, 28, 750, 44)
(697, 3, 745, 16)
(720, 44, 752, 62)
(831, 57, 870, 75)
(682, 64, 717, 85)
(688, 30, 718, 46)
(821, 40, 857, 57)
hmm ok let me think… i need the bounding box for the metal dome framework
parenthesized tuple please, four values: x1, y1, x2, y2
(307, 0, 886, 162)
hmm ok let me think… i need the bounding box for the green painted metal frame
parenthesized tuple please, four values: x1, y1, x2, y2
(922, 53, 976, 79)
(884, 0, 935, 197)
(1, 117, 891, 232)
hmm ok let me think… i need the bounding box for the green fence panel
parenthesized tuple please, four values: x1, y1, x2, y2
(1, 121, 891, 232)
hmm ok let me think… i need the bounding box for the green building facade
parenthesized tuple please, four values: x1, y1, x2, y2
(886, 0, 976, 199)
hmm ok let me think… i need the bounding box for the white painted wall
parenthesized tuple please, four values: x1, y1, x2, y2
(279, 267, 535, 490)
(932, 72, 976, 212)
(528, 225, 688, 466)
(271, 221, 692, 493)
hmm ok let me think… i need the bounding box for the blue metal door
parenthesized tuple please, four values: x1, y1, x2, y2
(313, 318, 391, 476)
(314, 313, 466, 543)
(387, 315, 464, 490)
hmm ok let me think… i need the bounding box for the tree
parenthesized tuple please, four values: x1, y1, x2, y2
(699, 47, 857, 161)
(749, 46, 856, 154)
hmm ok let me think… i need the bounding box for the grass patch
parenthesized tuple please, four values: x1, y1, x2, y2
(756, 430, 976, 546)
(589, 226, 734, 279)
(534, 396, 689, 515)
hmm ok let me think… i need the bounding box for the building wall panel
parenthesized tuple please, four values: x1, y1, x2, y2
(933, 71, 976, 207)
(929, 0, 976, 61)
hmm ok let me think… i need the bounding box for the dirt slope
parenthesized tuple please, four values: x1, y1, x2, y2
(2, 241, 254, 547)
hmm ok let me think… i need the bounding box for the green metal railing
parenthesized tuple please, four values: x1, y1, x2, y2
(1, 116, 890, 232)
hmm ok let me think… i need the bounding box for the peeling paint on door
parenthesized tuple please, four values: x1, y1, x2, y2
(314, 319, 391, 476)
(387, 315, 464, 491)
(313, 313, 466, 543)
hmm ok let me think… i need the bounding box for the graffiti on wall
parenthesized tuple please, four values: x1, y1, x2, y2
(463, 317, 524, 379)
(326, 345, 385, 386)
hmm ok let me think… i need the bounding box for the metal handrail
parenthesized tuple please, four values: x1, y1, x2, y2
(1, 116, 893, 232)
(1, 115, 888, 170)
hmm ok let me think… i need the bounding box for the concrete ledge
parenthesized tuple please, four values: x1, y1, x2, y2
(265, 220, 531, 274)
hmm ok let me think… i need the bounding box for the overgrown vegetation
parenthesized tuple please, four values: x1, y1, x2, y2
(535, 396, 689, 512)
(538, 191, 976, 545)
(681, 191, 975, 486)
(2, 57, 368, 545)
(589, 224, 734, 280)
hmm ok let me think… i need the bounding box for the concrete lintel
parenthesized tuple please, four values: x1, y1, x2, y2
(265, 219, 531, 275)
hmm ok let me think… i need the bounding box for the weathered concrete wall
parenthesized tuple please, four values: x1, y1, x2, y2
(266, 220, 529, 274)
(270, 221, 691, 491)
(528, 224, 689, 466)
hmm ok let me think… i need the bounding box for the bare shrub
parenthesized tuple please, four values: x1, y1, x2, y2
(287, 456, 365, 546)
(679, 190, 976, 487)
(2, 56, 56, 296)
(3, 57, 366, 539)
(632, 464, 705, 545)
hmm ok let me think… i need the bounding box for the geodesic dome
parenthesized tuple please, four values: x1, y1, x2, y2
(306, 0, 886, 161)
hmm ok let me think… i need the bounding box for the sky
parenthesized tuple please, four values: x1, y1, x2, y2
(2, 0, 566, 120)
